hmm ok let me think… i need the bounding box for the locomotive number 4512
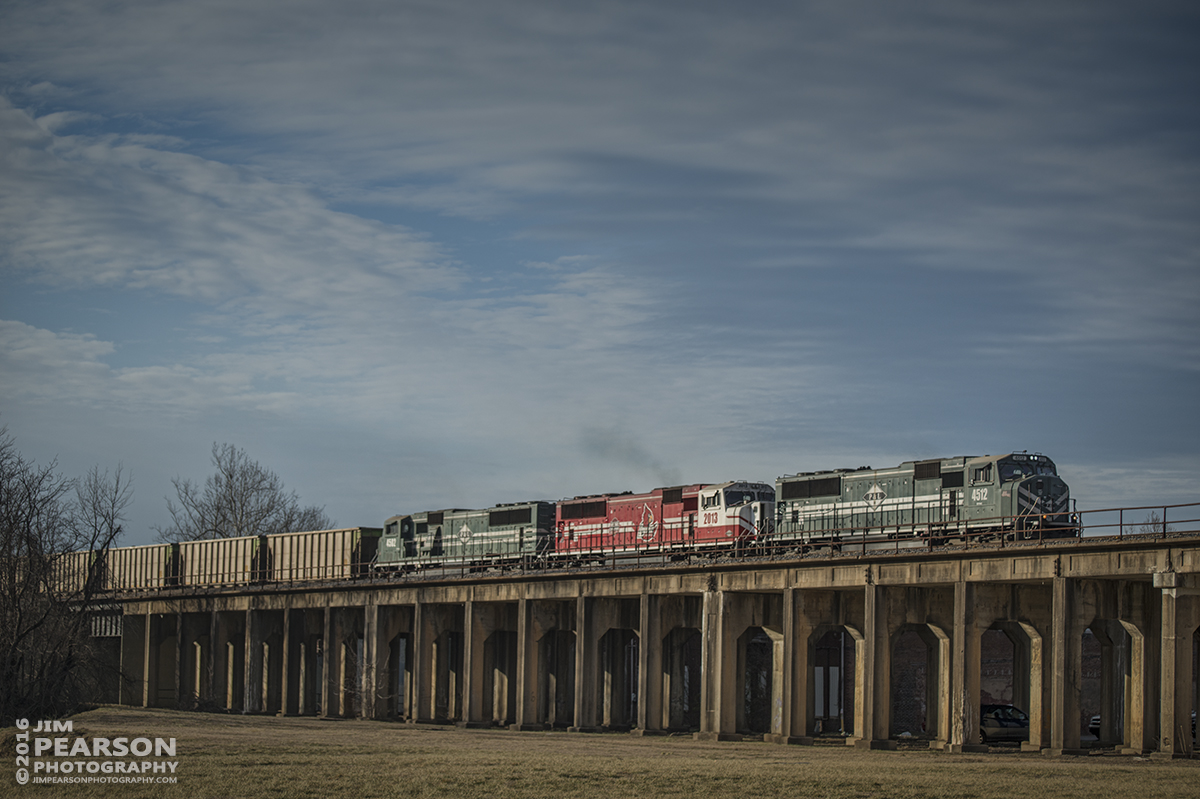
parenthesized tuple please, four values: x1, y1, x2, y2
(971, 487, 989, 502)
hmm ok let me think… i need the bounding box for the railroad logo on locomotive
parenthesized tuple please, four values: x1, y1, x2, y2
(636, 503, 659, 542)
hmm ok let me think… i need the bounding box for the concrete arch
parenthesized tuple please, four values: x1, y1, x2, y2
(889, 622, 950, 744)
(805, 620, 863, 741)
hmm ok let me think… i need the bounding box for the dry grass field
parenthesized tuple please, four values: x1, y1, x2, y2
(5, 707, 1199, 799)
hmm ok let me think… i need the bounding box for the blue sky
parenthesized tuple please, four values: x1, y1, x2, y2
(1, 1, 1197, 545)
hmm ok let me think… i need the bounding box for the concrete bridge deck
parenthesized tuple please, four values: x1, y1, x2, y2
(112, 529, 1200, 758)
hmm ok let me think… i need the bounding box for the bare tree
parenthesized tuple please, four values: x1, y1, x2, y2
(1135, 511, 1175, 536)
(0, 427, 130, 725)
(155, 442, 332, 542)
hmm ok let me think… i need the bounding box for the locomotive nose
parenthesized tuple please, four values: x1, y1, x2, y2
(1017, 475, 1069, 515)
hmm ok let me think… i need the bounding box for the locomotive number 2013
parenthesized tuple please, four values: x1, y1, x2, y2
(702, 511, 721, 525)
(971, 487, 989, 502)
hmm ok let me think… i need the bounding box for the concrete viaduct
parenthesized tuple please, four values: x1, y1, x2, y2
(113, 534, 1200, 758)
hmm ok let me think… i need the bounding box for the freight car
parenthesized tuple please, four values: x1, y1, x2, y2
(264, 527, 381, 582)
(85, 527, 382, 592)
(100, 543, 180, 591)
(771, 452, 1073, 550)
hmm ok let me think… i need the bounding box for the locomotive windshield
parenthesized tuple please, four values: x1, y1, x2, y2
(998, 457, 1057, 482)
(724, 488, 774, 506)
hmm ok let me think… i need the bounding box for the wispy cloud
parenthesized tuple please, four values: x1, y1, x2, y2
(1, 1, 1197, 540)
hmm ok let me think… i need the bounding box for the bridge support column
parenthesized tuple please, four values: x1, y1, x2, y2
(142, 612, 157, 708)
(1116, 581, 1158, 754)
(513, 598, 539, 730)
(244, 609, 264, 713)
(461, 600, 502, 728)
(174, 613, 184, 711)
(1117, 617, 1152, 754)
(948, 581, 984, 753)
(279, 607, 292, 716)
(767, 587, 809, 744)
(636, 594, 662, 735)
(571, 595, 598, 732)
(695, 589, 737, 741)
(789, 591, 821, 744)
(1047, 577, 1086, 756)
(853, 583, 895, 750)
(361, 603, 378, 719)
(1153, 573, 1199, 759)
(1013, 621, 1047, 752)
(412, 601, 431, 722)
(118, 612, 145, 706)
(320, 607, 336, 717)
(208, 611, 220, 708)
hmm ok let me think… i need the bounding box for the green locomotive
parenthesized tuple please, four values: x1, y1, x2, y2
(773, 452, 1072, 546)
(377, 501, 556, 569)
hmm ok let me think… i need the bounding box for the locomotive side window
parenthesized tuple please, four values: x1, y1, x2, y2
(971, 464, 993, 483)
(1000, 460, 1033, 481)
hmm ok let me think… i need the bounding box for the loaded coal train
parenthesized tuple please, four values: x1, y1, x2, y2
(54, 451, 1074, 592)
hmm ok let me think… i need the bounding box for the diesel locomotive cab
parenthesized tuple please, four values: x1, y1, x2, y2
(717, 481, 776, 543)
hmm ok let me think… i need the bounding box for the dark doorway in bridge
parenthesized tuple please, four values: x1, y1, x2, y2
(336, 635, 364, 719)
(891, 629, 928, 738)
(981, 628, 1016, 707)
(662, 627, 701, 731)
(1083, 622, 1132, 747)
(979, 624, 1033, 747)
(1081, 626, 1106, 744)
(179, 613, 209, 710)
(154, 624, 177, 709)
(539, 629, 575, 728)
(812, 629, 854, 736)
(599, 629, 639, 729)
(387, 633, 411, 719)
(739, 627, 777, 735)
(285, 608, 324, 716)
(215, 611, 245, 712)
(1193, 629, 1199, 751)
(483, 630, 517, 726)
(433, 630, 463, 722)
(889, 623, 949, 743)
